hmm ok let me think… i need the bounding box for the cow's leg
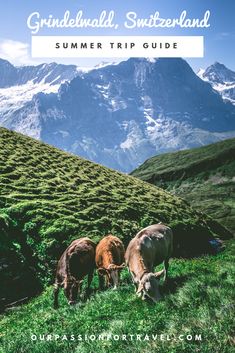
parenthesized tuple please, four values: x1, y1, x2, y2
(53, 282, 60, 309)
(163, 259, 169, 283)
(64, 278, 76, 305)
(106, 274, 112, 288)
(130, 272, 138, 291)
(86, 270, 94, 298)
(70, 281, 78, 304)
(98, 273, 105, 291)
(134, 281, 138, 292)
(64, 278, 70, 302)
(78, 280, 83, 299)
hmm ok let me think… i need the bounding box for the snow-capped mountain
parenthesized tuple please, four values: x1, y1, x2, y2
(0, 58, 235, 172)
(0, 59, 82, 138)
(0, 58, 80, 87)
(198, 62, 235, 104)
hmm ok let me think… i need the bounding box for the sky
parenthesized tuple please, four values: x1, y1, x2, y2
(0, 0, 234, 72)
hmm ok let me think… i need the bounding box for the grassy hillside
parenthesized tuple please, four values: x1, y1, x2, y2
(0, 128, 234, 353)
(0, 127, 231, 308)
(131, 138, 235, 234)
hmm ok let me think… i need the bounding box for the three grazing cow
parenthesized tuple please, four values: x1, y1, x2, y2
(53, 224, 173, 307)
(53, 237, 96, 308)
(95, 235, 125, 289)
(125, 223, 173, 302)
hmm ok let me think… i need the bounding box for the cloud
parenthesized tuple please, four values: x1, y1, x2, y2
(0, 39, 36, 65)
(215, 32, 235, 40)
(219, 32, 230, 37)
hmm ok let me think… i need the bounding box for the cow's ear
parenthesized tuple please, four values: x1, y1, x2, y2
(154, 269, 165, 279)
(97, 268, 107, 275)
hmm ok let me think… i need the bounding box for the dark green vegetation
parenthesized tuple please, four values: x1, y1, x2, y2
(131, 138, 235, 234)
(1, 242, 234, 353)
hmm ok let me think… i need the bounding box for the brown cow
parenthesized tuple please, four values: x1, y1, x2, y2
(125, 223, 173, 302)
(95, 235, 125, 289)
(53, 237, 96, 308)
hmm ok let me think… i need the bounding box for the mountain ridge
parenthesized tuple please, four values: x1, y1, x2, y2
(198, 61, 235, 104)
(0, 58, 80, 87)
(0, 58, 235, 172)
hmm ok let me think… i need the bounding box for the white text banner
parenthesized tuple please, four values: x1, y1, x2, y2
(31, 36, 204, 58)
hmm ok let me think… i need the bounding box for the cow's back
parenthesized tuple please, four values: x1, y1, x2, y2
(56, 237, 96, 281)
(96, 235, 125, 268)
(138, 224, 173, 267)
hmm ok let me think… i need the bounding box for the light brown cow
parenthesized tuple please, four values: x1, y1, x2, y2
(53, 237, 96, 308)
(95, 234, 125, 289)
(125, 223, 173, 302)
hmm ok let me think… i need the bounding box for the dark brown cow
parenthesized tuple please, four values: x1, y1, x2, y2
(125, 223, 173, 302)
(95, 235, 125, 289)
(53, 237, 96, 308)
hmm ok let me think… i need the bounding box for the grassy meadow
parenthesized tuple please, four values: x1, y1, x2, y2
(1, 241, 234, 353)
(0, 127, 234, 353)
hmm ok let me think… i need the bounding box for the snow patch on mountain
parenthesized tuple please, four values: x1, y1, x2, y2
(94, 61, 118, 69)
(0, 81, 60, 137)
(197, 68, 205, 78)
(0, 81, 59, 111)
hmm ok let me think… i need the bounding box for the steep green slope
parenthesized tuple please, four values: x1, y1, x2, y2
(0, 128, 231, 308)
(131, 138, 235, 233)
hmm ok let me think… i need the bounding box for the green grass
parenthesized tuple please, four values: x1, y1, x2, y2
(1, 241, 234, 353)
(131, 138, 235, 234)
(0, 128, 235, 352)
(1, 127, 231, 308)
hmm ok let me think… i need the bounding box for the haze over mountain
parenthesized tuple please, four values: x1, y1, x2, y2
(0, 57, 235, 172)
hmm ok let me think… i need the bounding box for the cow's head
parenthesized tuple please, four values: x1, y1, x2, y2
(64, 278, 83, 305)
(97, 263, 125, 288)
(137, 270, 164, 303)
